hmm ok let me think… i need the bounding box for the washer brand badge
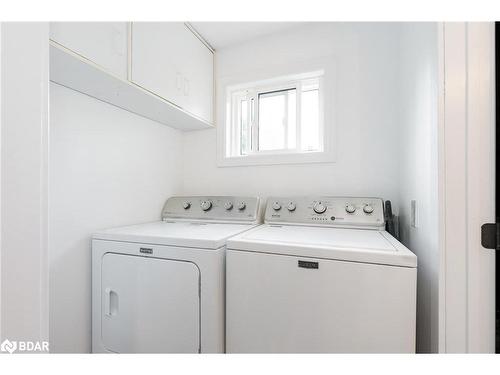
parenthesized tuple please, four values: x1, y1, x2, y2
(1, 339, 49, 354)
(140, 247, 153, 254)
(298, 260, 319, 269)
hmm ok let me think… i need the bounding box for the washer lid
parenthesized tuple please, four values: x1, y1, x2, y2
(93, 221, 259, 249)
(226, 225, 417, 268)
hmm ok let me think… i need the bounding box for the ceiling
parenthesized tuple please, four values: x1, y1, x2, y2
(190, 22, 309, 50)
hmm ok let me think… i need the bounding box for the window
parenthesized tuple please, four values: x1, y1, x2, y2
(218, 68, 334, 166)
(221, 70, 333, 166)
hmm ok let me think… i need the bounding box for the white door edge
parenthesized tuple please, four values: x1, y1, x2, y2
(439, 22, 496, 353)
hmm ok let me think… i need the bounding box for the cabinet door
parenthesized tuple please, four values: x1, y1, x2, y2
(131, 22, 214, 123)
(181, 27, 214, 123)
(50, 22, 128, 79)
(101, 253, 200, 353)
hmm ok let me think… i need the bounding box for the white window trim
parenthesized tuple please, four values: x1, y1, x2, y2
(216, 57, 336, 167)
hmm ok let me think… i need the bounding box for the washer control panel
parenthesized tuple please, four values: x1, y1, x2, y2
(265, 197, 385, 229)
(162, 196, 260, 223)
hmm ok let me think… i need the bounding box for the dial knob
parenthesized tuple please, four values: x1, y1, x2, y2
(224, 201, 233, 210)
(287, 202, 296, 211)
(313, 201, 327, 214)
(272, 201, 282, 211)
(237, 202, 246, 210)
(363, 204, 374, 214)
(345, 204, 356, 214)
(200, 200, 212, 211)
(182, 202, 191, 210)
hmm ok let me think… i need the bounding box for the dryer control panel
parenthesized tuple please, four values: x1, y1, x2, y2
(162, 196, 260, 223)
(264, 197, 385, 230)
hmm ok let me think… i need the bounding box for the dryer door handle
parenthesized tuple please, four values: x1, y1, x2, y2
(104, 288, 119, 317)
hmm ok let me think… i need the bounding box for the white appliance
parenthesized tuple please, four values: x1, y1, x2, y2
(226, 197, 417, 353)
(92, 196, 260, 353)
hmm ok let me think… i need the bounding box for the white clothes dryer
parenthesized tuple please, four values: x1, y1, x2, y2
(92, 196, 260, 353)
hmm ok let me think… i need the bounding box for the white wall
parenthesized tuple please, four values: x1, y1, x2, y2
(397, 23, 439, 353)
(0, 23, 49, 344)
(182, 23, 402, 208)
(49, 83, 183, 352)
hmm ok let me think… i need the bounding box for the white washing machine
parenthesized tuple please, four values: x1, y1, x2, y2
(92, 196, 260, 353)
(226, 196, 417, 353)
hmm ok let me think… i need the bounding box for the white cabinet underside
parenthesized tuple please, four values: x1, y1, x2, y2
(49, 42, 213, 131)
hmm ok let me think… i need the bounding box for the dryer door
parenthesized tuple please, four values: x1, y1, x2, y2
(101, 253, 200, 353)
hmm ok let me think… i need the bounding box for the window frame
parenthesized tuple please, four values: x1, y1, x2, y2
(217, 58, 336, 167)
(232, 81, 304, 157)
(255, 85, 298, 154)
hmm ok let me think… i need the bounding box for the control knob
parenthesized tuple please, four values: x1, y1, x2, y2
(224, 201, 233, 210)
(200, 200, 212, 211)
(182, 202, 191, 209)
(363, 204, 374, 214)
(237, 202, 246, 210)
(287, 202, 296, 211)
(345, 204, 356, 214)
(313, 201, 327, 214)
(272, 201, 282, 211)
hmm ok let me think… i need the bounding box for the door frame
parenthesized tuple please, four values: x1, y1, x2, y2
(438, 22, 496, 353)
(0, 22, 50, 345)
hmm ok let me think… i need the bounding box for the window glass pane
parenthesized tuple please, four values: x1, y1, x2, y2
(258, 88, 296, 151)
(301, 88, 320, 151)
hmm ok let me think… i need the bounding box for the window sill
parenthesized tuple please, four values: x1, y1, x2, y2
(217, 151, 336, 167)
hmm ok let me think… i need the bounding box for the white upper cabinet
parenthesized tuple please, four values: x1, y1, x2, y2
(131, 22, 214, 124)
(50, 22, 128, 80)
(49, 22, 214, 130)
